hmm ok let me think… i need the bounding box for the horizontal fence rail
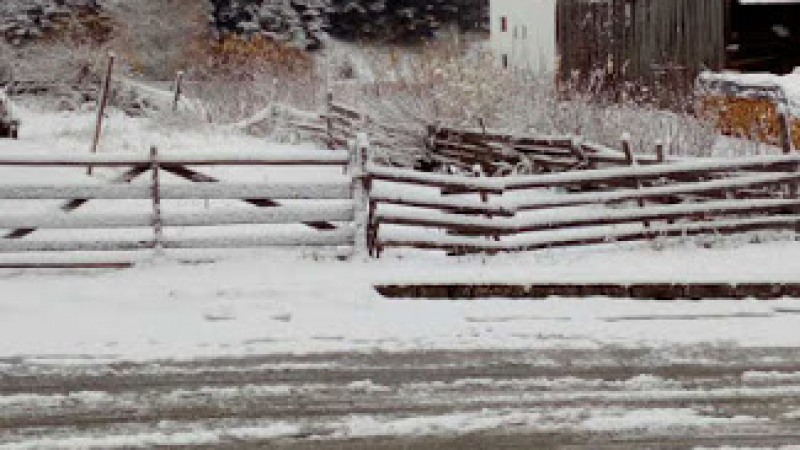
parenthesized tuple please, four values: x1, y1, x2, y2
(0, 152, 350, 167)
(364, 136, 800, 256)
(0, 205, 354, 230)
(0, 229, 357, 254)
(0, 182, 352, 200)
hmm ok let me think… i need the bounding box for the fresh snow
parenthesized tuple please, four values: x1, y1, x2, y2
(1, 104, 800, 363)
(4, 242, 800, 361)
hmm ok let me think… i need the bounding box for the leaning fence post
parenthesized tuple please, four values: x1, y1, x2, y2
(150, 146, 164, 256)
(351, 133, 373, 257)
(88, 52, 115, 176)
(622, 134, 650, 229)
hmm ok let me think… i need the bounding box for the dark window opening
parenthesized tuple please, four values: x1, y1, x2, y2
(727, 1, 800, 74)
(502, 54, 509, 69)
(501, 16, 508, 32)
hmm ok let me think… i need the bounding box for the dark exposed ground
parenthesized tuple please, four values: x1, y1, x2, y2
(2, 347, 800, 448)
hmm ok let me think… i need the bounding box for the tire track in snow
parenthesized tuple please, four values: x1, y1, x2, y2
(2, 348, 800, 448)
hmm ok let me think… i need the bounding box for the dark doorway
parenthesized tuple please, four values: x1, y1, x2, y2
(727, 0, 800, 74)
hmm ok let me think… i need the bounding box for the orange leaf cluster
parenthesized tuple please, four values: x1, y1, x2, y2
(701, 96, 800, 148)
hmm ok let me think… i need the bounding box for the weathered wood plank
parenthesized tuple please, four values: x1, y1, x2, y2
(375, 283, 800, 300)
(0, 152, 350, 167)
(377, 214, 800, 253)
(0, 182, 353, 200)
(0, 205, 354, 229)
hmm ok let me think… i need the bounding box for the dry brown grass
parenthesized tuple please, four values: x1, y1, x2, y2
(182, 34, 321, 124)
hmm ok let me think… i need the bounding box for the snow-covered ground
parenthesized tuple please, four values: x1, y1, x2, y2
(5, 103, 800, 449)
(4, 241, 800, 362)
(1, 104, 800, 364)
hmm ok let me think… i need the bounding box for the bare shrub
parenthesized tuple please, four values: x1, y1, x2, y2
(104, 0, 210, 80)
(12, 40, 104, 84)
(343, 35, 723, 159)
(355, 34, 518, 130)
(183, 34, 322, 125)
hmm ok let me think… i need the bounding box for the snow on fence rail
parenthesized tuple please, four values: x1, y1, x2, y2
(0, 148, 356, 259)
(364, 146, 800, 256)
(3, 131, 800, 263)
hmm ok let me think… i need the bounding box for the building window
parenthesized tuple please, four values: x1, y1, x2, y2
(501, 16, 508, 32)
(513, 25, 518, 39)
(502, 54, 509, 69)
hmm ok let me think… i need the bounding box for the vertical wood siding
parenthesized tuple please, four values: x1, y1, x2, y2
(557, 0, 727, 99)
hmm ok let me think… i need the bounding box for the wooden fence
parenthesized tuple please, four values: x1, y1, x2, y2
(5, 127, 800, 265)
(427, 126, 675, 175)
(280, 99, 681, 175)
(365, 147, 800, 256)
(268, 104, 800, 257)
(0, 148, 356, 264)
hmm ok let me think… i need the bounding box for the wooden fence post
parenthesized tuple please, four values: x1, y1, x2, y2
(150, 146, 164, 255)
(172, 70, 184, 113)
(778, 103, 794, 155)
(89, 52, 115, 176)
(655, 140, 666, 163)
(478, 117, 487, 136)
(326, 91, 334, 150)
(570, 137, 589, 169)
(622, 134, 650, 229)
(351, 133, 373, 257)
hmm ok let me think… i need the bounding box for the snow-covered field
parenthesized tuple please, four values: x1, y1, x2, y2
(5, 242, 800, 362)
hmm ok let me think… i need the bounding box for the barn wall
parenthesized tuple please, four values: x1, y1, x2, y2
(490, 0, 557, 73)
(557, 0, 727, 99)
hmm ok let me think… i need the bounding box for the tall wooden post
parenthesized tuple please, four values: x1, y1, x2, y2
(655, 140, 666, 163)
(351, 133, 373, 257)
(326, 91, 334, 150)
(778, 103, 794, 155)
(623, 134, 650, 229)
(150, 146, 164, 255)
(172, 70, 184, 113)
(89, 52, 115, 176)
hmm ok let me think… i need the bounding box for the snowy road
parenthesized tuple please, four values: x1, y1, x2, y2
(3, 347, 800, 449)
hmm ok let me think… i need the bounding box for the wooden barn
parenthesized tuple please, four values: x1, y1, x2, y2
(556, 0, 800, 97)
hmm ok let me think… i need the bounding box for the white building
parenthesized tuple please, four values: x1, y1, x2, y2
(489, 0, 558, 73)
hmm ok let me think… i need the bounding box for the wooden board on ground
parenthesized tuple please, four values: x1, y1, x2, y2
(375, 283, 800, 300)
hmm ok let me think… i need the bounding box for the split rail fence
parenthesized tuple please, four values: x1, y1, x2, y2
(4, 106, 800, 265)
(272, 100, 800, 257)
(364, 143, 800, 256)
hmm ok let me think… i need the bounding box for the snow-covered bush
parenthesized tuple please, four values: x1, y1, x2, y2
(183, 34, 321, 125)
(8, 37, 104, 86)
(347, 35, 721, 158)
(104, 0, 210, 80)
